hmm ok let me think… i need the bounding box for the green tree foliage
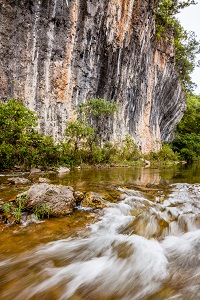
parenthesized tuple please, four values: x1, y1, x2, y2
(0, 99, 37, 145)
(0, 98, 141, 169)
(148, 143, 179, 162)
(0, 100, 60, 169)
(172, 133, 200, 162)
(119, 135, 141, 162)
(156, 0, 196, 20)
(63, 120, 94, 163)
(177, 94, 200, 133)
(63, 102, 141, 165)
(78, 98, 118, 146)
(79, 98, 118, 117)
(156, 0, 200, 91)
(65, 120, 94, 147)
(172, 94, 200, 162)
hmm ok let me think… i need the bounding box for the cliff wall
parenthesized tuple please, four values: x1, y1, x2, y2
(0, 0, 186, 152)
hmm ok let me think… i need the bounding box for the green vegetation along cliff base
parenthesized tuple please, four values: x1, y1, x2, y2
(1, 96, 199, 170)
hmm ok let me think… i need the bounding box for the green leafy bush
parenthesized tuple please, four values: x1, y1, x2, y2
(172, 94, 200, 162)
(148, 143, 179, 163)
(0, 99, 37, 145)
(34, 204, 51, 219)
(2, 203, 11, 219)
(64, 120, 94, 164)
(0, 100, 60, 169)
(177, 94, 200, 134)
(119, 135, 140, 162)
(0, 98, 141, 169)
(172, 133, 200, 161)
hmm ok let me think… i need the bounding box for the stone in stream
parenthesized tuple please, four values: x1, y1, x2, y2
(7, 177, 30, 185)
(81, 192, 108, 209)
(30, 168, 42, 174)
(74, 191, 85, 205)
(17, 183, 76, 217)
(38, 177, 51, 183)
(57, 167, 70, 173)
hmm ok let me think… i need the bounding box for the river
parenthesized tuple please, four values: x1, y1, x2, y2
(0, 164, 200, 299)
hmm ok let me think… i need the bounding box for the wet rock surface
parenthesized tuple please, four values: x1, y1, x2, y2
(7, 177, 30, 185)
(38, 177, 51, 183)
(57, 167, 70, 174)
(30, 168, 42, 174)
(81, 191, 108, 209)
(74, 191, 85, 204)
(19, 183, 76, 217)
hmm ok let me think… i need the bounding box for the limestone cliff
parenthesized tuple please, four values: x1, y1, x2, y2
(0, 0, 185, 153)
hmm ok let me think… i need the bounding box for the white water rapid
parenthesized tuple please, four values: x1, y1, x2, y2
(0, 183, 200, 299)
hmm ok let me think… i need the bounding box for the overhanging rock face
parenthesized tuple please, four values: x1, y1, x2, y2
(0, 0, 185, 153)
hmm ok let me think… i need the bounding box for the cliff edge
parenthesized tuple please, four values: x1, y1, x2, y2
(0, 0, 186, 152)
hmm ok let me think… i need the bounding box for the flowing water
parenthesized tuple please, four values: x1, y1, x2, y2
(0, 165, 200, 299)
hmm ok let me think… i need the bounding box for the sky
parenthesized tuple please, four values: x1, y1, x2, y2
(178, 0, 200, 94)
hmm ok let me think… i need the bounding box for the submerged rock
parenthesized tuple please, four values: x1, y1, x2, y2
(18, 183, 76, 217)
(81, 192, 108, 209)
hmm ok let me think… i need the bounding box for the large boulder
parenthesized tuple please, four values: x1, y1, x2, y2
(81, 192, 108, 209)
(18, 183, 76, 217)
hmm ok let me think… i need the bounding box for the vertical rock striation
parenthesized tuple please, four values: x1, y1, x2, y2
(0, 0, 185, 152)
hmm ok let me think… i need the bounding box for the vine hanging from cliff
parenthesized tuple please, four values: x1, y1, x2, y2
(155, 0, 200, 91)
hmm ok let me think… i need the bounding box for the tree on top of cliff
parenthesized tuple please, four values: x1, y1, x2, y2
(156, 0, 196, 19)
(156, 0, 200, 91)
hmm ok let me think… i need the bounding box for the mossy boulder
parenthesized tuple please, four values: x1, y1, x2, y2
(81, 192, 108, 209)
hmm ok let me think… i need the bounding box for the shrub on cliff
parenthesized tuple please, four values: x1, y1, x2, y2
(0, 100, 60, 169)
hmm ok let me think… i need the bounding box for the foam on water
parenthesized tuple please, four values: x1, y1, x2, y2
(0, 184, 200, 299)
